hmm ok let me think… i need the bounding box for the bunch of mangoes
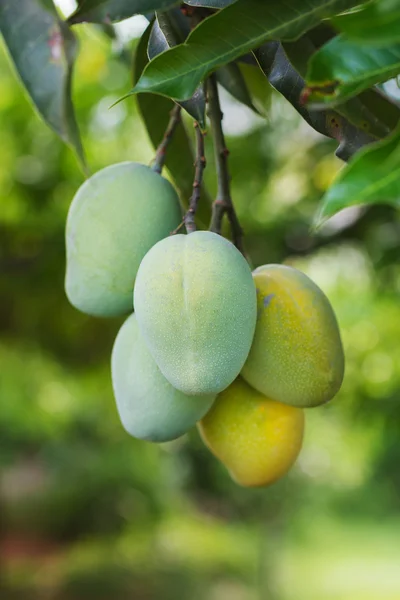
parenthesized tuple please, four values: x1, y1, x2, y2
(65, 162, 345, 488)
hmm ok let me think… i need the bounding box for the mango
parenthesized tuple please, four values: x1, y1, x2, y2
(198, 377, 304, 487)
(65, 162, 182, 317)
(133, 231, 257, 396)
(241, 264, 344, 408)
(111, 314, 215, 442)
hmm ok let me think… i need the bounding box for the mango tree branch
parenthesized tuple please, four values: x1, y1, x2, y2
(184, 122, 206, 234)
(152, 103, 182, 174)
(207, 74, 244, 253)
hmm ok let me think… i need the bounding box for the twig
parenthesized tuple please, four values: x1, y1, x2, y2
(152, 104, 182, 174)
(206, 75, 244, 253)
(184, 122, 206, 234)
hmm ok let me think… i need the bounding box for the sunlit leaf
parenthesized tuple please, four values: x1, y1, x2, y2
(127, 0, 360, 101)
(0, 0, 85, 169)
(316, 125, 400, 227)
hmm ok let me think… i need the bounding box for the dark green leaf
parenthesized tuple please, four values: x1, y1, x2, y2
(316, 125, 400, 226)
(128, 0, 360, 101)
(134, 23, 211, 223)
(254, 42, 375, 162)
(305, 36, 400, 105)
(0, 0, 85, 169)
(68, 0, 179, 25)
(148, 11, 206, 126)
(333, 0, 400, 46)
(184, 0, 237, 6)
(216, 62, 260, 114)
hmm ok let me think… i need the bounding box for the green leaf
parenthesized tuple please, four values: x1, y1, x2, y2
(134, 23, 211, 223)
(0, 0, 85, 169)
(316, 125, 400, 226)
(128, 0, 360, 101)
(305, 35, 400, 105)
(238, 62, 272, 117)
(283, 29, 400, 139)
(148, 10, 206, 126)
(333, 0, 400, 46)
(68, 0, 179, 25)
(216, 62, 260, 114)
(184, 0, 237, 6)
(255, 42, 375, 162)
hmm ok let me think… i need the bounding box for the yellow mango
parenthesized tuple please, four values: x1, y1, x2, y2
(241, 264, 344, 407)
(65, 162, 182, 317)
(198, 377, 304, 487)
(112, 314, 215, 442)
(133, 231, 257, 396)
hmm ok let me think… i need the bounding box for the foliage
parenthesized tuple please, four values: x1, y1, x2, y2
(1, 1, 400, 598)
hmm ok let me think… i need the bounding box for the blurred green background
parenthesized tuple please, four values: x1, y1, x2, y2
(1, 11, 400, 600)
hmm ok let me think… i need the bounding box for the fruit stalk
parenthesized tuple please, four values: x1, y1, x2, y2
(185, 122, 206, 234)
(207, 74, 244, 254)
(152, 104, 182, 174)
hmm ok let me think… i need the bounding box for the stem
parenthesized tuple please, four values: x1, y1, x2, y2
(152, 104, 182, 174)
(207, 74, 244, 253)
(185, 122, 206, 234)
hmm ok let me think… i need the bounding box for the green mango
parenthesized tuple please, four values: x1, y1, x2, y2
(198, 377, 304, 488)
(241, 264, 345, 408)
(134, 231, 257, 396)
(112, 314, 215, 442)
(65, 162, 182, 317)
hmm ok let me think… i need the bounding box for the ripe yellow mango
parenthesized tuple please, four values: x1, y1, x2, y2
(241, 264, 344, 408)
(199, 377, 304, 487)
(134, 231, 257, 396)
(112, 314, 215, 442)
(65, 162, 182, 317)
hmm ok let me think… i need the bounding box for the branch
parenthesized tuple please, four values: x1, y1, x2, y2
(152, 104, 182, 174)
(184, 122, 206, 234)
(207, 75, 244, 253)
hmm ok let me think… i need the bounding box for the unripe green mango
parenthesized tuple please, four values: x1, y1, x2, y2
(241, 264, 345, 408)
(134, 231, 257, 396)
(112, 314, 215, 442)
(199, 377, 304, 487)
(65, 162, 182, 317)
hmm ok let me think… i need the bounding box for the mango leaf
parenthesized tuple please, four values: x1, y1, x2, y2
(254, 42, 375, 162)
(148, 11, 206, 126)
(305, 36, 400, 105)
(126, 0, 360, 101)
(238, 62, 272, 117)
(134, 23, 211, 223)
(68, 0, 179, 25)
(333, 0, 400, 46)
(283, 31, 400, 139)
(184, 0, 237, 6)
(216, 62, 260, 114)
(316, 125, 400, 227)
(0, 0, 85, 169)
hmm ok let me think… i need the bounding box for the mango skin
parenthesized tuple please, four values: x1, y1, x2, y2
(111, 314, 215, 443)
(134, 231, 257, 396)
(65, 162, 182, 317)
(199, 377, 304, 487)
(241, 264, 345, 408)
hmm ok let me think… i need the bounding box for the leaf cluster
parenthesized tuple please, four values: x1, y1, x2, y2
(1, 0, 400, 225)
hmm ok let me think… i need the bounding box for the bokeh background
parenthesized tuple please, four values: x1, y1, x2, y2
(1, 4, 400, 599)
